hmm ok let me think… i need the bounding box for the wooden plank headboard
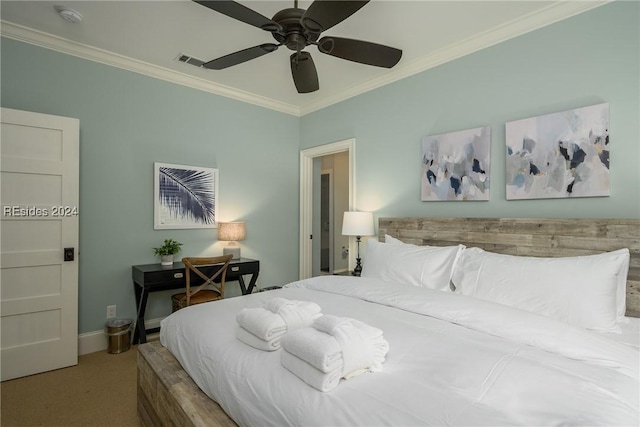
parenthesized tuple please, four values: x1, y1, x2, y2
(379, 217, 640, 317)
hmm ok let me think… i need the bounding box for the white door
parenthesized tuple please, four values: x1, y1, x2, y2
(1, 108, 79, 381)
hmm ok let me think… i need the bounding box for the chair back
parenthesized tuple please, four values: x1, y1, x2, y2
(181, 254, 233, 307)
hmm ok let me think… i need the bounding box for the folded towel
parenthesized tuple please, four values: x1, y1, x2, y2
(314, 315, 383, 340)
(265, 298, 322, 331)
(338, 323, 376, 377)
(313, 314, 354, 335)
(235, 325, 281, 351)
(281, 314, 389, 383)
(235, 298, 323, 350)
(281, 327, 343, 373)
(313, 315, 389, 377)
(236, 307, 287, 341)
(281, 349, 342, 392)
(264, 297, 296, 313)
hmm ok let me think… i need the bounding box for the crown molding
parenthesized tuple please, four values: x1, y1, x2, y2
(298, 0, 609, 116)
(1, 1, 607, 118)
(0, 20, 301, 116)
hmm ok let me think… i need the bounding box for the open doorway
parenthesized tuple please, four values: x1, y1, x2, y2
(318, 153, 349, 276)
(299, 139, 355, 279)
(320, 170, 332, 273)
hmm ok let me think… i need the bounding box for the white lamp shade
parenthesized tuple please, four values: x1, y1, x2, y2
(342, 212, 374, 237)
(218, 222, 246, 241)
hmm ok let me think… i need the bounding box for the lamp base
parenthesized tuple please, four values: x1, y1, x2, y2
(223, 247, 241, 260)
(351, 236, 362, 277)
(352, 258, 362, 277)
(351, 236, 363, 276)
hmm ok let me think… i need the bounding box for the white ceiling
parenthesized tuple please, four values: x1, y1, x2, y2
(1, 0, 605, 116)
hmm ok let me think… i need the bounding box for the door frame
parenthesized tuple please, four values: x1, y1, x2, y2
(299, 138, 355, 279)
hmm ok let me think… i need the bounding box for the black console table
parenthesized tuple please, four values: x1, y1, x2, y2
(131, 258, 259, 344)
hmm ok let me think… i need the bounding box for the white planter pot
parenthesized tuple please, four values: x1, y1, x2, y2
(160, 254, 174, 266)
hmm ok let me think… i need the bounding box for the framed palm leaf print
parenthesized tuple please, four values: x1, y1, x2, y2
(154, 162, 218, 229)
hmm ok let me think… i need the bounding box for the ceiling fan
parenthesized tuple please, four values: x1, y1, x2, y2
(193, 0, 402, 93)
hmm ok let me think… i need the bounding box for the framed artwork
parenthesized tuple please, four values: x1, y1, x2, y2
(154, 162, 218, 229)
(421, 126, 491, 201)
(505, 103, 610, 200)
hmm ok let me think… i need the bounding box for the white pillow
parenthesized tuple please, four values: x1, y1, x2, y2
(615, 252, 630, 322)
(384, 234, 404, 244)
(361, 239, 465, 291)
(451, 247, 630, 332)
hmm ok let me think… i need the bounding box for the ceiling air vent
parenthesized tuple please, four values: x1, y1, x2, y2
(175, 53, 205, 68)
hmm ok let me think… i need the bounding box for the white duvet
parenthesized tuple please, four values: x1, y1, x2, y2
(160, 276, 640, 426)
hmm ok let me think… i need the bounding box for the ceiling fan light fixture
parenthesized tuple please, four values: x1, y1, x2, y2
(54, 5, 83, 24)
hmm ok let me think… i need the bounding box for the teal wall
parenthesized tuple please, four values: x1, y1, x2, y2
(1, 39, 301, 333)
(2, 2, 638, 335)
(301, 2, 640, 220)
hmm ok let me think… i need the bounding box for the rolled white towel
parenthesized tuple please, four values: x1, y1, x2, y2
(264, 297, 296, 313)
(281, 327, 343, 373)
(235, 325, 281, 351)
(281, 349, 342, 392)
(313, 314, 353, 334)
(236, 298, 322, 347)
(236, 307, 287, 341)
(314, 315, 389, 376)
(265, 298, 322, 331)
(314, 315, 383, 340)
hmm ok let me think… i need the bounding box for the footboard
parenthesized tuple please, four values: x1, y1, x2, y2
(137, 341, 237, 427)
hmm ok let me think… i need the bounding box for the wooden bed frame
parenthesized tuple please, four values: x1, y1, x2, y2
(137, 217, 640, 426)
(138, 340, 236, 427)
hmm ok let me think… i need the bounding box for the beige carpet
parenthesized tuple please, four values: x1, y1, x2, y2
(1, 346, 140, 427)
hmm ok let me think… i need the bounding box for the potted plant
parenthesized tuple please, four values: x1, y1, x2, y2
(153, 238, 183, 266)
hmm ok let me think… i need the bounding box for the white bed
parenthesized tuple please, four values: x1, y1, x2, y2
(139, 217, 640, 426)
(160, 276, 639, 426)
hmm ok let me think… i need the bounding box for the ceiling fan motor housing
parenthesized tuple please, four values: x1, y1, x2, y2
(271, 8, 319, 51)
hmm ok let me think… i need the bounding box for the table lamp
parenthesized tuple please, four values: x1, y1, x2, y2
(218, 222, 246, 259)
(341, 211, 374, 276)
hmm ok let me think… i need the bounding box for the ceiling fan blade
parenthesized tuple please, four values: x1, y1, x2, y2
(317, 36, 402, 68)
(290, 52, 319, 94)
(301, 0, 369, 33)
(193, 1, 282, 32)
(203, 44, 279, 70)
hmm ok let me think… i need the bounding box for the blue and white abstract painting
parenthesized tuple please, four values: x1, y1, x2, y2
(506, 103, 610, 200)
(421, 126, 491, 201)
(154, 162, 218, 229)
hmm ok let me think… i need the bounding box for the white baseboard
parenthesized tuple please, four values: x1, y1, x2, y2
(78, 317, 165, 355)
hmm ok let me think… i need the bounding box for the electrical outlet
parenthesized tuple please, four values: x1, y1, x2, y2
(106, 305, 116, 319)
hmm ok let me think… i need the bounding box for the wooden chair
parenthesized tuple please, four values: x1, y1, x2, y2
(171, 254, 233, 312)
